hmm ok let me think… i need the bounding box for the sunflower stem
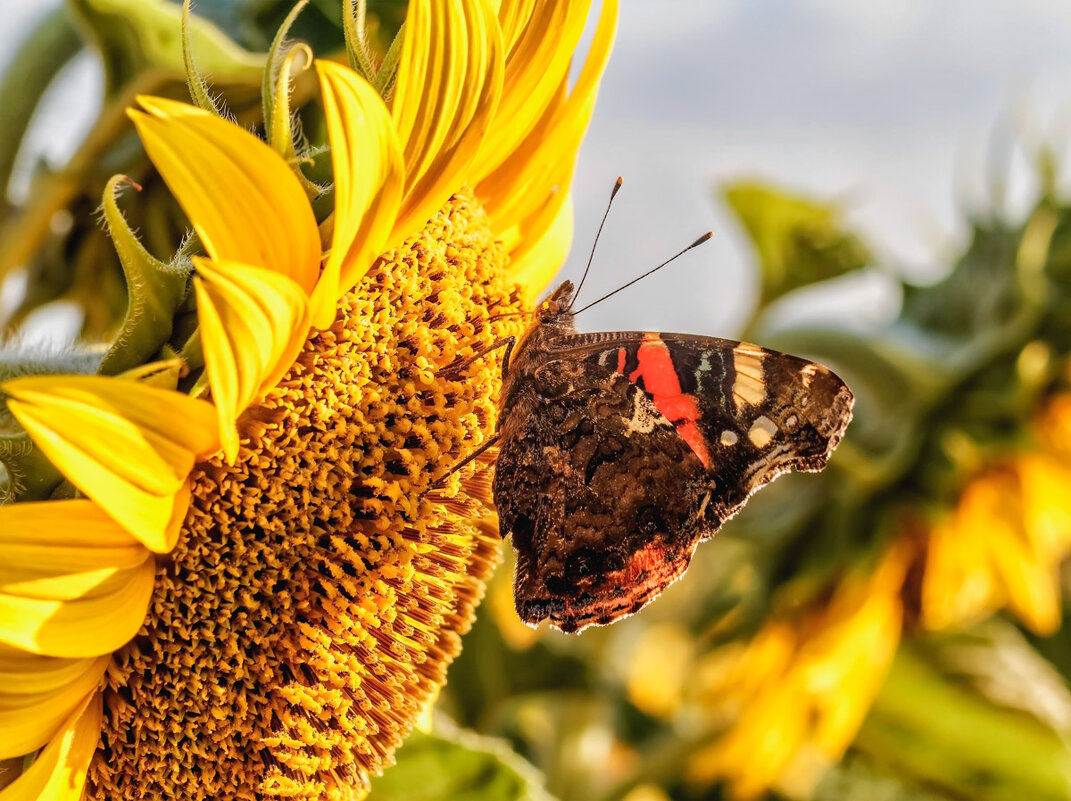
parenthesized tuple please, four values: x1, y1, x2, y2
(0, 67, 169, 284)
(0, 8, 81, 200)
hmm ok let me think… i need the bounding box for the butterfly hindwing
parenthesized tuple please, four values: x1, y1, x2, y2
(493, 350, 710, 633)
(492, 324, 853, 633)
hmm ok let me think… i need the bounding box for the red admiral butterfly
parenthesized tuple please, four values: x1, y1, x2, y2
(453, 182, 854, 633)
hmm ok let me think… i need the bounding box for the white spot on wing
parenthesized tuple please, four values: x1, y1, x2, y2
(720, 430, 738, 446)
(748, 415, 778, 448)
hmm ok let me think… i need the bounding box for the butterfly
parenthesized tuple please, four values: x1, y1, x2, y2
(487, 279, 853, 633)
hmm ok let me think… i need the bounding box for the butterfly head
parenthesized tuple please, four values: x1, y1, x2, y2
(536, 281, 577, 323)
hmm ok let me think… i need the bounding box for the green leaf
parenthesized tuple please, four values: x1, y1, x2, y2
(68, 0, 264, 95)
(857, 644, 1071, 801)
(722, 180, 870, 306)
(368, 726, 557, 801)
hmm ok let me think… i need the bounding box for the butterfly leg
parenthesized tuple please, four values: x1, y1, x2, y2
(426, 433, 500, 492)
(439, 336, 516, 379)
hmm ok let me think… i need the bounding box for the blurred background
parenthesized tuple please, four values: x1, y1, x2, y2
(3, 2, 1071, 800)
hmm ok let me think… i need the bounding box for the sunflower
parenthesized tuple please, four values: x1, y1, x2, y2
(686, 542, 911, 800)
(0, 1, 617, 799)
(920, 393, 1071, 635)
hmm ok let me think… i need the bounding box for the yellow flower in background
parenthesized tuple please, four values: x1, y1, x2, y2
(0, 1, 616, 799)
(921, 395, 1071, 635)
(687, 542, 910, 800)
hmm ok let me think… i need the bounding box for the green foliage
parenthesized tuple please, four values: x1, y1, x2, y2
(723, 180, 871, 307)
(369, 727, 556, 801)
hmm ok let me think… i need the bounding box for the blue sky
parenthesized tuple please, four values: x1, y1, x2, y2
(568, 0, 1071, 335)
(5, 1, 1071, 340)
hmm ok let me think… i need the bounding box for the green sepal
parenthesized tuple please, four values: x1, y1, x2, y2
(723, 180, 871, 307)
(181, 0, 223, 115)
(264, 0, 311, 138)
(342, 0, 378, 81)
(97, 176, 191, 376)
(67, 0, 264, 96)
(0, 432, 65, 504)
(368, 723, 557, 801)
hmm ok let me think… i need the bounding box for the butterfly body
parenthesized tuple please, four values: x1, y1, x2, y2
(491, 280, 854, 633)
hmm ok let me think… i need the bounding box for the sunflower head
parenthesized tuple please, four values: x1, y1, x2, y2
(0, 1, 616, 799)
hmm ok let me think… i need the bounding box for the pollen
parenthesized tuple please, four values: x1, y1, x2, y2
(86, 189, 525, 801)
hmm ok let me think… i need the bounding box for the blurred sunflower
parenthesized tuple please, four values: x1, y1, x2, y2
(921, 393, 1071, 635)
(686, 542, 911, 800)
(0, 1, 616, 799)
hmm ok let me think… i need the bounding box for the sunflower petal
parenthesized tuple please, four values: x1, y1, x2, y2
(0, 500, 149, 595)
(2, 375, 217, 550)
(0, 556, 155, 659)
(506, 190, 574, 297)
(194, 258, 310, 462)
(390, 0, 504, 240)
(310, 61, 405, 329)
(0, 690, 101, 801)
(477, 0, 616, 233)
(130, 97, 321, 293)
(0, 649, 108, 759)
(470, 0, 589, 180)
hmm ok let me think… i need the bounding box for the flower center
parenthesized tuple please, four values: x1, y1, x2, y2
(88, 189, 525, 801)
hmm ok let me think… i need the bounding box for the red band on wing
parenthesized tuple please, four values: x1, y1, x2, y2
(625, 336, 711, 467)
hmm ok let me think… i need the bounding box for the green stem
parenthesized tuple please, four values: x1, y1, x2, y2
(0, 9, 82, 197)
(0, 67, 170, 284)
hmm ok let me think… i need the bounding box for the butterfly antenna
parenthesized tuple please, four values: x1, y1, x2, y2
(569, 176, 624, 311)
(572, 231, 714, 316)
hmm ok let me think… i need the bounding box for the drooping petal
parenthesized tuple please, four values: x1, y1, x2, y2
(0, 690, 101, 801)
(0, 648, 108, 758)
(470, 0, 590, 180)
(390, 0, 504, 240)
(477, 0, 616, 235)
(2, 375, 218, 550)
(0, 557, 155, 659)
(129, 97, 321, 293)
(194, 258, 310, 462)
(310, 61, 405, 330)
(0, 499, 150, 600)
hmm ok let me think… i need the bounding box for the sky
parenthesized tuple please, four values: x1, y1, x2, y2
(5, 1, 1071, 340)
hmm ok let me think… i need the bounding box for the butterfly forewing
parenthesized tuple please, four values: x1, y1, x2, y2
(489, 282, 854, 633)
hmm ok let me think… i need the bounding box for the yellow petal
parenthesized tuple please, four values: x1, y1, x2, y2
(989, 531, 1061, 635)
(0, 557, 155, 658)
(391, 0, 504, 240)
(2, 375, 217, 550)
(0, 500, 150, 600)
(505, 189, 574, 298)
(0, 690, 101, 801)
(129, 97, 321, 293)
(194, 258, 310, 462)
(478, 0, 616, 233)
(0, 649, 108, 758)
(311, 61, 405, 330)
(470, 0, 590, 180)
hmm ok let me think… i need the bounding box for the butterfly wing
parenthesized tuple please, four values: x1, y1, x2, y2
(493, 331, 853, 634)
